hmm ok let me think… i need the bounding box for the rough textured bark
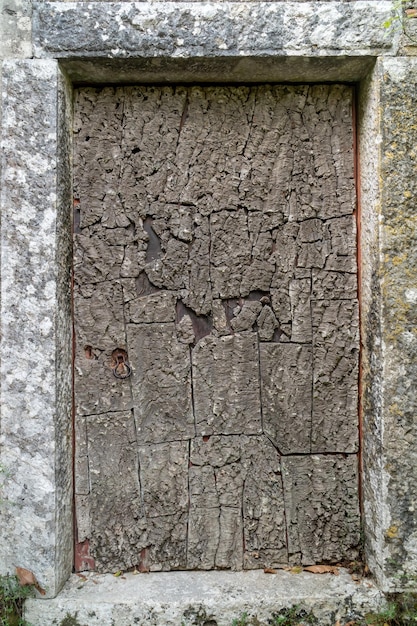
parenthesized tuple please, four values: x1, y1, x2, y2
(311, 299, 359, 453)
(260, 343, 312, 454)
(127, 322, 194, 443)
(282, 455, 361, 565)
(74, 84, 359, 572)
(83, 411, 146, 572)
(192, 333, 262, 436)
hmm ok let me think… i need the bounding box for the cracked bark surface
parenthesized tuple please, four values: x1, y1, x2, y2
(74, 84, 359, 572)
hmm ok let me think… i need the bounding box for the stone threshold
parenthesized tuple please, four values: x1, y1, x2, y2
(25, 569, 385, 626)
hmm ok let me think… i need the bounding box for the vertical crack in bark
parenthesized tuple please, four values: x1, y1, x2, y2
(185, 437, 191, 568)
(309, 268, 314, 454)
(189, 345, 196, 436)
(279, 458, 290, 564)
(257, 332, 264, 434)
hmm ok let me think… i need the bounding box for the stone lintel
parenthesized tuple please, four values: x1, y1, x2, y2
(33, 1, 396, 61)
(0, 59, 73, 597)
(60, 55, 378, 85)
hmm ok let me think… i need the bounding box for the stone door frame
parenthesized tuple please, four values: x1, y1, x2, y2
(1, 0, 416, 598)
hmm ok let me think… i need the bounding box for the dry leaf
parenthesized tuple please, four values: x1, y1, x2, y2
(15, 566, 46, 595)
(406, 8, 417, 17)
(113, 570, 123, 577)
(289, 565, 303, 574)
(263, 567, 277, 574)
(303, 565, 340, 575)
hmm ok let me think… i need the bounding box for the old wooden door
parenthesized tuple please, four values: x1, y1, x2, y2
(73, 84, 360, 573)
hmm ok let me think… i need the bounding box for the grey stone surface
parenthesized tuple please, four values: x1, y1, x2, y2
(359, 57, 417, 591)
(25, 569, 385, 626)
(0, 60, 73, 596)
(32, 2, 395, 60)
(0, 0, 32, 59)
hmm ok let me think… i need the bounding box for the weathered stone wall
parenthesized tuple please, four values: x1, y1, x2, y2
(1, 0, 417, 613)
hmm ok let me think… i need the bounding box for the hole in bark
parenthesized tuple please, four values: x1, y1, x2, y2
(247, 290, 270, 302)
(143, 216, 162, 262)
(176, 300, 212, 343)
(110, 348, 129, 368)
(223, 299, 240, 326)
(84, 345, 94, 360)
(135, 272, 161, 297)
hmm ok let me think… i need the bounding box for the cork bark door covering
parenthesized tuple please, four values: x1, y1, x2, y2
(73, 84, 360, 573)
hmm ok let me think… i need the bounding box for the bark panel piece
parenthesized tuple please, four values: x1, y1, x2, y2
(75, 494, 91, 545)
(260, 344, 312, 454)
(187, 507, 220, 570)
(86, 411, 146, 572)
(289, 278, 312, 343)
(257, 305, 279, 341)
(188, 435, 287, 570)
(74, 281, 125, 351)
(243, 436, 287, 569)
(311, 299, 359, 452)
(167, 86, 254, 213)
(74, 350, 134, 416)
(127, 291, 177, 324)
(145, 513, 188, 571)
(192, 333, 262, 436)
(210, 209, 251, 299)
(138, 441, 189, 571)
(183, 214, 212, 316)
(120, 85, 188, 212)
(282, 455, 360, 565)
(74, 281, 133, 416)
(127, 323, 194, 443)
(188, 436, 243, 570)
(230, 301, 262, 332)
(325, 215, 357, 273)
(139, 441, 189, 518)
(312, 270, 357, 300)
